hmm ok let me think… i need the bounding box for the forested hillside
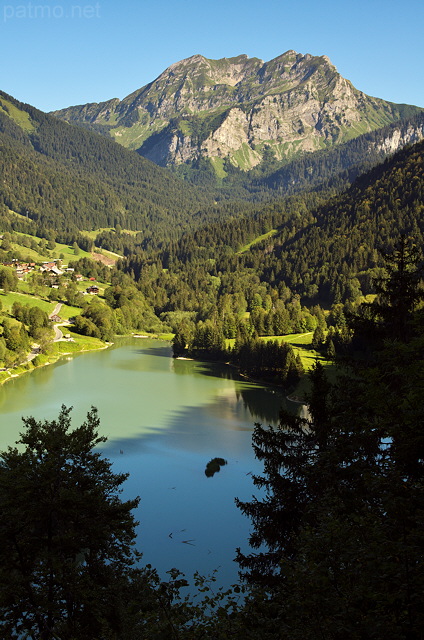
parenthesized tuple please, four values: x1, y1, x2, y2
(1, 90, 422, 366)
(276, 138, 424, 301)
(0, 91, 205, 246)
(112, 138, 424, 345)
(2, 88, 423, 263)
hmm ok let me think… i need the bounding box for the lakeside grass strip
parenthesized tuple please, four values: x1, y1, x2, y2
(0, 331, 108, 386)
(226, 332, 336, 398)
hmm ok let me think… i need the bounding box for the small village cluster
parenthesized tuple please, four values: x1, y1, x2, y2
(0, 258, 100, 295)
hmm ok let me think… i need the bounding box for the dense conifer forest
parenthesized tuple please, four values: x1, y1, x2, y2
(0, 91, 206, 246)
(114, 140, 423, 352)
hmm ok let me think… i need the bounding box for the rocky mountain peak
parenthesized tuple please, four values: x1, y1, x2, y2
(155, 53, 264, 88)
(51, 51, 423, 172)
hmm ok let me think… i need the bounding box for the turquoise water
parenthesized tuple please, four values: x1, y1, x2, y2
(0, 338, 289, 588)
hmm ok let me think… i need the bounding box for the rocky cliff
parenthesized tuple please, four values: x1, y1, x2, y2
(52, 51, 423, 172)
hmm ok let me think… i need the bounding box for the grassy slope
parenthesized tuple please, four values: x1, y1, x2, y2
(227, 331, 335, 398)
(226, 332, 329, 369)
(0, 96, 35, 132)
(8, 225, 120, 263)
(10, 238, 91, 262)
(237, 229, 278, 254)
(276, 332, 336, 398)
(0, 291, 55, 314)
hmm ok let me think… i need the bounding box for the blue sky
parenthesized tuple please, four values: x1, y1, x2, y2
(1, 0, 423, 112)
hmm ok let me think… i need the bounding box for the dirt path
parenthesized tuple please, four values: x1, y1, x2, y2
(48, 303, 64, 341)
(49, 302, 63, 319)
(53, 324, 63, 341)
(26, 344, 41, 363)
(91, 252, 116, 266)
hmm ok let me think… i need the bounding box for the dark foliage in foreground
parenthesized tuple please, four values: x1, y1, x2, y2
(235, 240, 424, 639)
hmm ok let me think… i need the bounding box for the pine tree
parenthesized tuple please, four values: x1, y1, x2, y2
(311, 324, 325, 350)
(235, 244, 424, 638)
(0, 406, 145, 638)
(235, 361, 333, 587)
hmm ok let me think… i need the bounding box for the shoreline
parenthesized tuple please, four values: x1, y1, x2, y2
(1, 334, 309, 406)
(175, 353, 308, 402)
(0, 332, 171, 387)
(0, 339, 112, 386)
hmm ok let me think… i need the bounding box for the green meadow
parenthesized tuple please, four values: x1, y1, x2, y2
(226, 331, 335, 398)
(0, 291, 55, 315)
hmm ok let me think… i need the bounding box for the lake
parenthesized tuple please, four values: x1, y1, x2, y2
(0, 338, 295, 589)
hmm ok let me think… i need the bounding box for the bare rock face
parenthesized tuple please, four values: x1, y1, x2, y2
(52, 51, 423, 171)
(374, 124, 424, 154)
(202, 108, 250, 154)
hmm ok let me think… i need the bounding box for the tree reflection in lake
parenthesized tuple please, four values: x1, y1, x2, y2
(205, 457, 228, 477)
(0, 339, 301, 591)
(172, 356, 291, 425)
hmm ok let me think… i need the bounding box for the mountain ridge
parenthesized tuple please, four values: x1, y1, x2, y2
(51, 50, 423, 172)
